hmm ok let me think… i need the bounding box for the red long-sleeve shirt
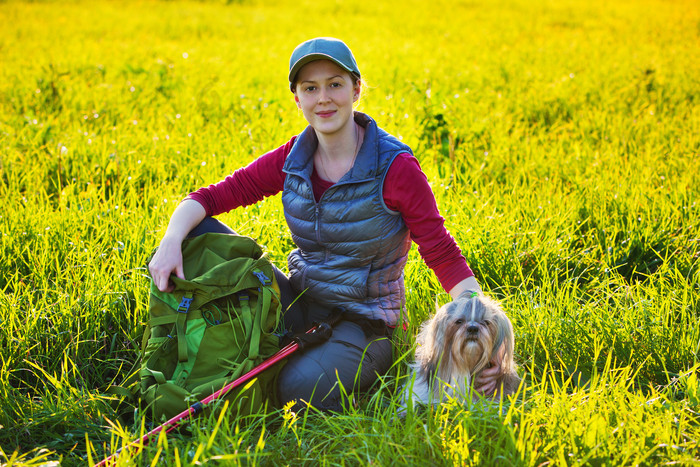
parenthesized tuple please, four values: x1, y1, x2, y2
(188, 136, 473, 292)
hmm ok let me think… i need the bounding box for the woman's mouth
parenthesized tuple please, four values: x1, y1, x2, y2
(317, 110, 336, 118)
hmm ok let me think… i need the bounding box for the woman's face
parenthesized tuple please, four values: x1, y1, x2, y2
(293, 59, 360, 138)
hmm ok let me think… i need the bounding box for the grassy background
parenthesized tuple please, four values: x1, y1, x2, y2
(1, 0, 699, 464)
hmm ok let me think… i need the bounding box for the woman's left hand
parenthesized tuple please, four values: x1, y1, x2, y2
(475, 343, 505, 395)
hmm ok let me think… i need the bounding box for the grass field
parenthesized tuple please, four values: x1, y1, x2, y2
(1, 0, 699, 464)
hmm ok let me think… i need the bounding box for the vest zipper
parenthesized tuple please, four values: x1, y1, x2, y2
(314, 205, 320, 243)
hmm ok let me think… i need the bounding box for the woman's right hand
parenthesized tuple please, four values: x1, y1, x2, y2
(148, 235, 186, 292)
(148, 199, 207, 292)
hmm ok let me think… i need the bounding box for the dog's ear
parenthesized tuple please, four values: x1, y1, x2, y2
(481, 297, 514, 362)
(415, 307, 451, 382)
(415, 328, 437, 382)
(490, 305, 515, 370)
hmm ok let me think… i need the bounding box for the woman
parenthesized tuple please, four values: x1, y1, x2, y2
(148, 37, 501, 411)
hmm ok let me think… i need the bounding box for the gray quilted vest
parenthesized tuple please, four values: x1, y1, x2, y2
(281, 112, 412, 325)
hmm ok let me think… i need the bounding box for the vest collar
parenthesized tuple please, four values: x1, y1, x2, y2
(283, 112, 379, 183)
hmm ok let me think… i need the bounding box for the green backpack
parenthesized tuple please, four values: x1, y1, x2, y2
(140, 232, 283, 420)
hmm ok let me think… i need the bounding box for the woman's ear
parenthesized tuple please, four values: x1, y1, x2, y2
(353, 79, 362, 102)
(293, 93, 301, 108)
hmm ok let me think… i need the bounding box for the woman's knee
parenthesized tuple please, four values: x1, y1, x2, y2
(187, 217, 237, 237)
(277, 356, 338, 410)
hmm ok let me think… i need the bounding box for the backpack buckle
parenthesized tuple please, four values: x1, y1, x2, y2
(253, 271, 271, 285)
(178, 296, 193, 313)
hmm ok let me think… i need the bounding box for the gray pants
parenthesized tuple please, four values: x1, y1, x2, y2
(188, 218, 394, 412)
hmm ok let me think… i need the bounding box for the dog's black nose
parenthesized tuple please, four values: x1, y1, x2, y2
(466, 324, 479, 334)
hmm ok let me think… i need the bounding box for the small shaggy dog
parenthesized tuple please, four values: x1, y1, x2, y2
(403, 293, 520, 408)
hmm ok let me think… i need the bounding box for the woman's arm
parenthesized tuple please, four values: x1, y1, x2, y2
(148, 199, 207, 292)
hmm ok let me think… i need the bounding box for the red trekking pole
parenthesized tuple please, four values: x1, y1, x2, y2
(96, 310, 343, 467)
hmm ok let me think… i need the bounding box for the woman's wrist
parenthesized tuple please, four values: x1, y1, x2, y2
(162, 199, 206, 243)
(448, 276, 482, 300)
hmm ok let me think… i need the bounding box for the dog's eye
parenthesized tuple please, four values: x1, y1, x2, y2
(455, 319, 464, 325)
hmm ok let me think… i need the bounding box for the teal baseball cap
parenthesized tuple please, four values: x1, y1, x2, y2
(288, 37, 361, 91)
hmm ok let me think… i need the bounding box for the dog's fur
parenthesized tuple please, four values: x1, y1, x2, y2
(403, 293, 520, 407)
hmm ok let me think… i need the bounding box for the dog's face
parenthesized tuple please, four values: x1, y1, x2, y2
(415, 295, 515, 382)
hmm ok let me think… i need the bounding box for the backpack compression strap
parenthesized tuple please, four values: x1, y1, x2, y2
(175, 293, 194, 362)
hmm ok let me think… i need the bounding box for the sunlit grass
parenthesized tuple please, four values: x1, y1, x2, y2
(1, 0, 699, 464)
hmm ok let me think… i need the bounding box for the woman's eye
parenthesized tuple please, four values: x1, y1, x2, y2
(330, 82, 342, 88)
(305, 86, 316, 92)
